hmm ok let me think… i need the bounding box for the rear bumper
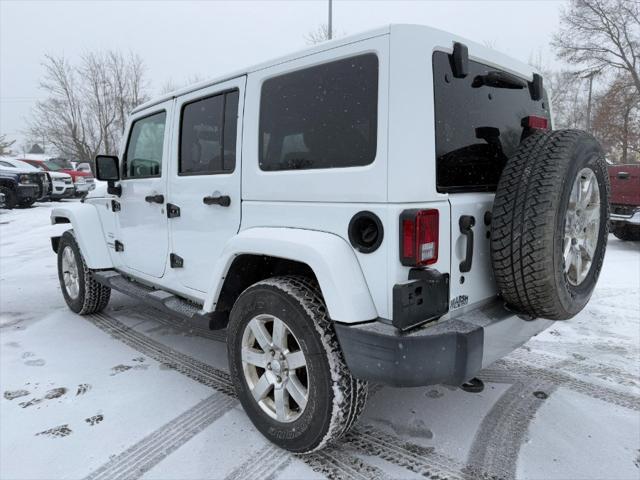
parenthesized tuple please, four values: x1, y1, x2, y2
(334, 301, 552, 387)
(610, 208, 640, 225)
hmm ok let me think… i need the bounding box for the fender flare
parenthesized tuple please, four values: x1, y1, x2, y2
(203, 227, 378, 323)
(51, 203, 113, 269)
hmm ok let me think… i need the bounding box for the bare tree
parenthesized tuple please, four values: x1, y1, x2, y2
(28, 51, 148, 163)
(159, 74, 205, 95)
(305, 24, 332, 45)
(0, 134, 16, 156)
(553, 0, 640, 95)
(592, 73, 640, 163)
(528, 52, 589, 129)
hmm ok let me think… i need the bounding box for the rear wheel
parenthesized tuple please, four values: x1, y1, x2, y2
(227, 276, 367, 453)
(57, 231, 111, 314)
(612, 224, 640, 241)
(491, 129, 609, 320)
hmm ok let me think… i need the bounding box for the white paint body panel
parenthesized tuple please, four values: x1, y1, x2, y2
(242, 35, 389, 203)
(168, 77, 246, 293)
(202, 227, 378, 323)
(50, 203, 113, 269)
(116, 100, 174, 279)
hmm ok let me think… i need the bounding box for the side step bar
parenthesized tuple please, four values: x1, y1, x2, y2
(93, 270, 228, 330)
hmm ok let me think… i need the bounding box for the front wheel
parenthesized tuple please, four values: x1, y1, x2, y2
(227, 276, 367, 453)
(57, 231, 111, 314)
(0, 186, 16, 209)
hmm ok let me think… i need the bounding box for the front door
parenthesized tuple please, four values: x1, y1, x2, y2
(117, 102, 173, 278)
(168, 78, 245, 292)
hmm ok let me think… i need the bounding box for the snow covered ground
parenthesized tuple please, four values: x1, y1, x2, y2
(1, 202, 638, 480)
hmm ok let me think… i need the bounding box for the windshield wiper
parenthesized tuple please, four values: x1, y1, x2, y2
(472, 71, 527, 90)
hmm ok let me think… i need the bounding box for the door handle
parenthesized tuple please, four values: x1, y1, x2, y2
(459, 215, 475, 273)
(145, 194, 164, 204)
(203, 195, 231, 207)
(617, 171, 630, 180)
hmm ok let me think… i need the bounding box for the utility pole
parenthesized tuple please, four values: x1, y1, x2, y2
(584, 69, 600, 133)
(328, 0, 333, 40)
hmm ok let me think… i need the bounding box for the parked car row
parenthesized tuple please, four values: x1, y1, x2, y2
(20, 156, 96, 197)
(0, 157, 95, 209)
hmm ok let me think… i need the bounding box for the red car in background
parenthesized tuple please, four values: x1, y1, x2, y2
(608, 164, 640, 241)
(20, 158, 95, 197)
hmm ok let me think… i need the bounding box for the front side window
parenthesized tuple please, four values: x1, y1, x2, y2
(123, 111, 166, 178)
(259, 53, 378, 171)
(179, 90, 239, 175)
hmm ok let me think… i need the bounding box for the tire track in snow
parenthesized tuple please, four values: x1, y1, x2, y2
(88, 313, 234, 395)
(123, 304, 227, 342)
(87, 312, 477, 480)
(510, 349, 640, 389)
(303, 447, 390, 480)
(480, 359, 640, 411)
(84, 394, 236, 480)
(224, 444, 292, 480)
(346, 425, 482, 480)
(466, 380, 557, 480)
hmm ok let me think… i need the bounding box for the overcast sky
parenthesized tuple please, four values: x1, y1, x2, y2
(0, 0, 566, 151)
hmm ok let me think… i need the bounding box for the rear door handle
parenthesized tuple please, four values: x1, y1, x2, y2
(203, 195, 231, 207)
(459, 215, 475, 273)
(617, 172, 630, 179)
(144, 194, 164, 204)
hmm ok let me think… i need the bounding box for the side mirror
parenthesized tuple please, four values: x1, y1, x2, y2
(95, 155, 121, 196)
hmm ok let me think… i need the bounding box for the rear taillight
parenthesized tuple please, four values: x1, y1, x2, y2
(522, 115, 549, 130)
(400, 209, 439, 266)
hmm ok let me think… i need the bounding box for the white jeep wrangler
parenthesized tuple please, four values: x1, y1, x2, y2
(51, 25, 609, 453)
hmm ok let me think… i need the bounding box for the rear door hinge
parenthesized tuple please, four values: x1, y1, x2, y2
(114, 240, 124, 252)
(111, 200, 121, 212)
(167, 203, 180, 218)
(170, 253, 184, 268)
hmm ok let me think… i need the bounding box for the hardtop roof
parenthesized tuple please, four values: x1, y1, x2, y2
(132, 23, 538, 114)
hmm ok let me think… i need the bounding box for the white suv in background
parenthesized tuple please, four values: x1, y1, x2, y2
(50, 25, 609, 453)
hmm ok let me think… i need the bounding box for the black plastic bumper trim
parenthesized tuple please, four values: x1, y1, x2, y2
(334, 318, 483, 387)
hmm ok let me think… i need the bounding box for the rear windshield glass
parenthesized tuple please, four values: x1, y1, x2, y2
(433, 51, 549, 193)
(259, 53, 378, 171)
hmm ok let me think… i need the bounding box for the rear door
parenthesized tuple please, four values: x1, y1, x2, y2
(117, 103, 172, 278)
(167, 78, 245, 292)
(431, 50, 550, 314)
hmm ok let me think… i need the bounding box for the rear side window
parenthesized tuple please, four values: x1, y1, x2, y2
(123, 111, 166, 178)
(179, 89, 239, 175)
(259, 53, 378, 171)
(433, 51, 549, 192)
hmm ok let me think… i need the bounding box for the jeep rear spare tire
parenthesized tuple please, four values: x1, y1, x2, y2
(491, 129, 609, 320)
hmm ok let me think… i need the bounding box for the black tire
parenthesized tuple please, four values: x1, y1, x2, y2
(491, 129, 609, 320)
(57, 230, 111, 314)
(0, 186, 16, 209)
(612, 224, 640, 241)
(227, 276, 367, 453)
(17, 199, 36, 208)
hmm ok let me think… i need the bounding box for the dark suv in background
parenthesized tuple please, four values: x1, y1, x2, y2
(0, 160, 50, 209)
